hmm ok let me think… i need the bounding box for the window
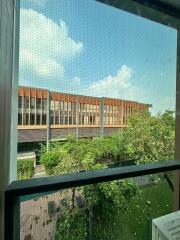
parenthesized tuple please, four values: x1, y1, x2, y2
(55, 111, 59, 125)
(51, 100, 54, 110)
(23, 113, 28, 125)
(36, 98, 41, 110)
(18, 113, 22, 125)
(42, 98, 47, 110)
(30, 113, 35, 125)
(15, 2, 179, 240)
(64, 102, 68, 112)
(18, 96, 22, 109)
(69, 116, 72, 125)
(30, 97, 35, 109)
(60, 116, 64, 125)
(36, 114, 41, 125)
(18, 0, 176, 168)
(73, 102, 76, 125)
(64, 102, 68, 124)
(60, 101, 64, 110)
(54, 101, 59, 110)
(50, 111, 54, 125)
(24, 96, 29, 111)
(42, 114, 46, 125)
(68, 102, 72, 125)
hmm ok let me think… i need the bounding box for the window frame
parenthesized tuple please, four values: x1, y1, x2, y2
(5, 3, 180, 240)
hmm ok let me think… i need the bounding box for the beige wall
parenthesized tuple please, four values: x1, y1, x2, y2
(0, 0, 19, 239)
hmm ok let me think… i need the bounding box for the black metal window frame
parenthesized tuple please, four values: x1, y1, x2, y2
(5, 0, 180, 240)
(5, 160, 180, 240)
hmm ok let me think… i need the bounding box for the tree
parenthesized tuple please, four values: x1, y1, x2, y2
(44, 138, 138, 240)
(41, 109, 175, 239)
(124, 110, 175, 164)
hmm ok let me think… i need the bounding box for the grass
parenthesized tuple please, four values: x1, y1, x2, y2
(91, 180, 173, 240)
(115, 180, 173, 240)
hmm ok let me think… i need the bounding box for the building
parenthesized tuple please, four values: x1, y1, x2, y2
(18, 86, 151, 143)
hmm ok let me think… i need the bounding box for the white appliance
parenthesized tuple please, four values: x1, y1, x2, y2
(152, 211, 180, 240)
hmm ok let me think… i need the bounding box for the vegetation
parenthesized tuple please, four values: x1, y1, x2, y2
(124, 110, 175, 164)
(92, 180, 172, 240)
(40, 110, 175, 239)
(41, 110, 175, 173)
(17, 159, 34, 180)
(55, 210, 88, 240)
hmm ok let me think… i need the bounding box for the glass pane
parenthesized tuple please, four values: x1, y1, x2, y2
(20, 172, 174, 240)
(18, 0, 176, 178)
(17, 1, 178, 240)
(30, 97, 35, 109)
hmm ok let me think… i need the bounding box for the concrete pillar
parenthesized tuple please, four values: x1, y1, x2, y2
(0, 0, 20, 239)
(100, 97, 104, 137)
(46, 90, 50, 151)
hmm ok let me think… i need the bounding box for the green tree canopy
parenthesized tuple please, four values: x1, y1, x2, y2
(124, 110, 175, 164)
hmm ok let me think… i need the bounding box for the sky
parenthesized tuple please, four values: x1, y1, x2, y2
(19, 0, 177, 114)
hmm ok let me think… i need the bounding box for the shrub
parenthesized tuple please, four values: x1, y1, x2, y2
(17, 159, 34, 180)
(55, 210, 87, 240)
(40, 148, 69, 175)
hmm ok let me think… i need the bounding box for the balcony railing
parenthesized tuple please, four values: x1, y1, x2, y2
(5, 160, 180, 240)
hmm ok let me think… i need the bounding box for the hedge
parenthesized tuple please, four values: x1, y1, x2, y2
(17, 159, 34, 180)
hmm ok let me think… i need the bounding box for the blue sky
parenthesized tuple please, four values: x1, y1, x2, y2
(19, 0, 177, 114)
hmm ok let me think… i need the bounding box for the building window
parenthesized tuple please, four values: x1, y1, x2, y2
(42, 99, 47, 110)
(122, 116, 124, 125)
(60, 101, 64, 110)
(30, 97, 35, 109)
(69, 102, 72, 113)
(50, 111, 54, 125)
(82, 113, 85, 125)
(36, 98, 41, 110)
(55, 101, 59, 110)
(79, 114, 81, 125)
(55, 111, 59, 124)
(73, 102, 76, 125)
(18, 113, 22, 125)
(64, 102, 68, 124)
(65, 116, 68, 125)
(51, 100, 54, 110)
(24, 96, 29, 111)
(64, 102, 68, 112)
(23, 113, 28, 125)
(18, 96, 22, 109)
(36, 114, 41, 125)
(69, 116, 72, 125)
(42, 114, 47, 125)
(30, 113, 35, 125)
(60, 116, 64, 125)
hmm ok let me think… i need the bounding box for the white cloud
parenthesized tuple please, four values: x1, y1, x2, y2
(19, 8, 83, 80)
(56, 65, 174, 115)
(87, 65, 140, 100)
(20, 49, 64, 78)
